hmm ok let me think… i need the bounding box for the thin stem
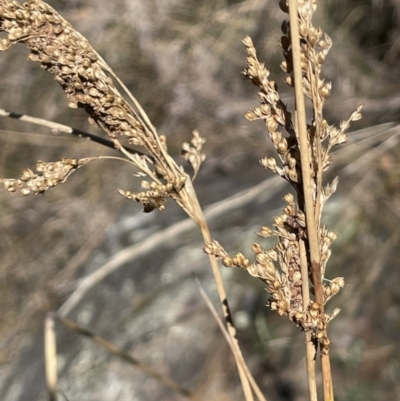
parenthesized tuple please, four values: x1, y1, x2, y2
(309, 63, 323, 225)
(56, 316, 203, 401)
(180, 177, 259, 401)
(98, 57, 157, 135)
(300, 238, 318, 401)
(296, 113, 318, 401)
(97, 155, 139, 166)
(0, 108, 150, 159)
(44, 314, 57, 401)
(288, 0, 324, 309)
(288, 1, 334, 400)
(196, 280, 268, 401)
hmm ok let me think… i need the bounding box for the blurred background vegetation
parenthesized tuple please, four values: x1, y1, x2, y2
(0, 0, 400, 400)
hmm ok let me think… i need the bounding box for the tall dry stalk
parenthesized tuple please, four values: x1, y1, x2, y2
(205, 0, 362, 400)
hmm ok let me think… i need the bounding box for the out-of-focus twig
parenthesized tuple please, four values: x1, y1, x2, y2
(0, 108, 149, 158)
(44, 314, 58, 401)
(55, 315, 204, 401)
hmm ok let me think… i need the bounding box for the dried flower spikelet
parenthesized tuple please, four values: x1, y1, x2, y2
(205, 232, 293, 318)
(243, 35, 305, 189)
(1, 157, 94, 195)
(326, 307, 341, 323)
(249, 204, 308, 321)
(321, 176, 339, 205)
(283, 192, 295, 205)
(232, 253, 250, 268)
(323, 276, 344, 303)
(256, 226, 275, 238)
(279, 0, 332, 103)
(243, 36, 293, 137)
(118, 180, 176, 213)
(181, 130, 206, 179)
(319, 81, 332, 99)
(0, 0, 191, 213)
(327, 105, 363, 153)
(204, 241, 250, 269)
(251, 242, 264, 253)
(246, 258, 290, 317)
(203, 240, 229, 260)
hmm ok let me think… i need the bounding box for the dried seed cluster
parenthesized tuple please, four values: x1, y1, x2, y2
(118, 181, 176, 213)
(0, 0, 205, 213)
(0, 0, 139, 145)
(205, 193, 342, 350)
(278, 0, 362, 180)
(0, 157, 93, 195)
(206, 0, 362, 354)
(242, 36, 300, 185)
(181, 130, 206, 179)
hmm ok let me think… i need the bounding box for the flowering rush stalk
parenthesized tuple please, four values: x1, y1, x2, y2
(205, 1, 362, 400)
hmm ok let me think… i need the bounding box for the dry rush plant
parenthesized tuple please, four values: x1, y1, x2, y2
(0, 0, 362, 400)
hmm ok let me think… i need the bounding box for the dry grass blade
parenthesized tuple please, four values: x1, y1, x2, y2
(55, 315, 204, 401)
(0, 108, 149, 158)
(44, 313, 57, 401)
(342, 131, 400, 176)
(346, 228, 400, 316)
(195, 279, 267, 401)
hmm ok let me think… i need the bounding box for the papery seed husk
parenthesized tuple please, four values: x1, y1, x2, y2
(324, 286, 332, 297)
(288, 169, 298, 182)
(285, 75, 294, 86)
(333, 277, 344, 287)
(274, 215, 285, 227)
(283, 193, 295, 205)
(267, 249, 277, 260)
(245, 111, 257, 121)
(267, 157, 277, 170)
(292, 271, 301, 283)
(242, 36, 253, 47)
(331, 283, 340, 294)
(222, 257, 233, 267)
(271, 131, 281, 144)
(272, 280, 281, 290)
(251, 243, 263, 253)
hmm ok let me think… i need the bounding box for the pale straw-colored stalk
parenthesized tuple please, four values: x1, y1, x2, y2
(44, 313, 57, 401)
(288, 1, 333, 399)
(205, 1, 362, 400)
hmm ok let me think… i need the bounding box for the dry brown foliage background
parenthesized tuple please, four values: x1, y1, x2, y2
(0, 0, 400, 400)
